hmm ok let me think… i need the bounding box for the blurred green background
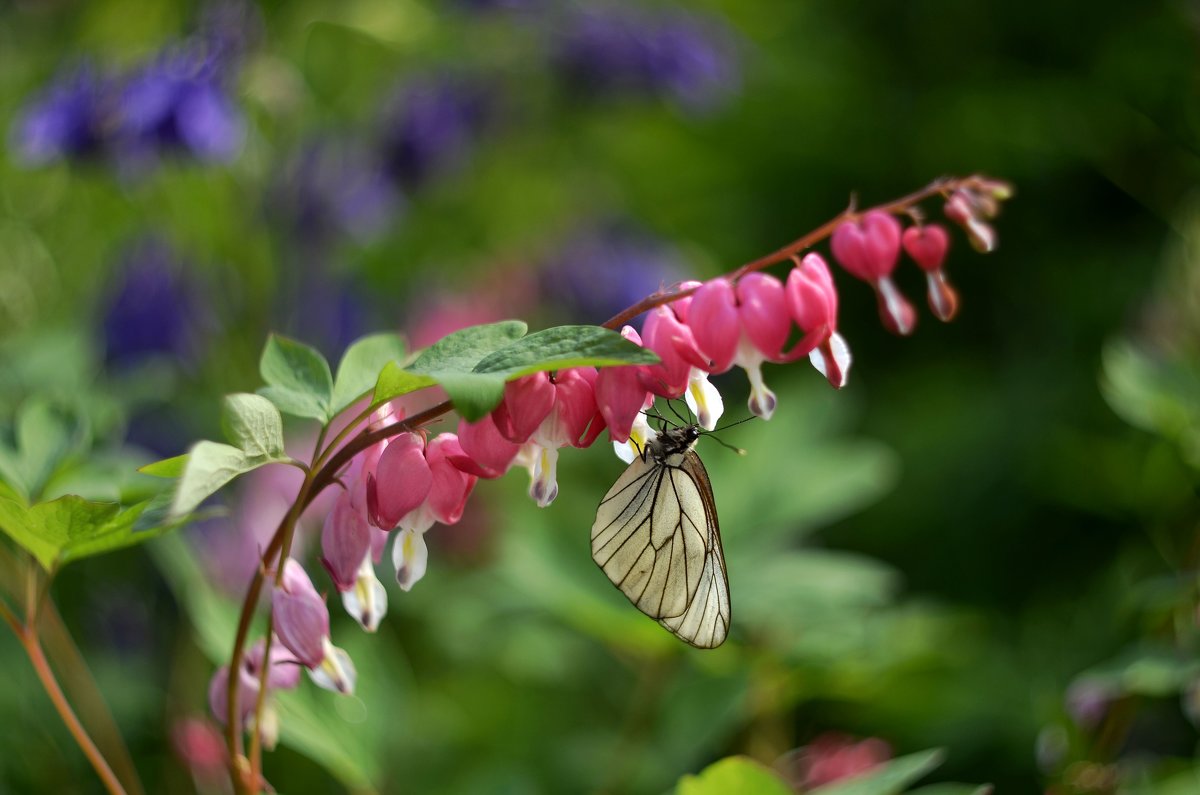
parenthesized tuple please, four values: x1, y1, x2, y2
(1, 0, 1198, 793)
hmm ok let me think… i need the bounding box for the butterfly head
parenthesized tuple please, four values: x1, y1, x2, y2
(647, 424, 701, 461)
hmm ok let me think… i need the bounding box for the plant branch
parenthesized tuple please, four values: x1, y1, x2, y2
(600, 174, 961, 331)
(20, 622, 127, 795)
(220, 173, 983, 793)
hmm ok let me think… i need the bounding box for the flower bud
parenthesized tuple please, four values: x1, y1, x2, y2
(944, 191, 997, 253)
(207, 663, 259, 729)
(901, 224, 949, 271)
(831, 211, 916, 336)
(321, 491, 372, 591)
(272, 559, 329, 669)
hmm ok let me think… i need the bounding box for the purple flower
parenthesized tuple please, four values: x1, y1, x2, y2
(10, 63, 115, 165)
(102, 237, 210, 368)
(273, 138, 402, 244)
(378, 75, 491, 189)
(553, 7, 738, 111)
(116, 45, 244, 163)
(541, 223, 686, 325)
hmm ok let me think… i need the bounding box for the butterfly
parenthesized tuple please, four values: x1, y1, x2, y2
(590, 423, 730, 648)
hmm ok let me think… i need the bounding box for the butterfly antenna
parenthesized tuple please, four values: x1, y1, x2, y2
(712, 415, 758, 433)
(708, 435, 747, 456)
(665, 398, 691, 427)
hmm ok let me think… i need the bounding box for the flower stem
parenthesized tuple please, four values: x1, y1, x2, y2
(601, 175, 962, 331)
(16, 613, 128, 795)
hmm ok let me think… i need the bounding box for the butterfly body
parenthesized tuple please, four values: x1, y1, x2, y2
(591, 424, 731, 648)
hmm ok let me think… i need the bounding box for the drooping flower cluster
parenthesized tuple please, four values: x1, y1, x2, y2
(211, 177, 1012, 737)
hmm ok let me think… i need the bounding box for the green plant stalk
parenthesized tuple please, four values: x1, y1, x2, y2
(0, 548, 144, 795)
(0, 586, 127, 795)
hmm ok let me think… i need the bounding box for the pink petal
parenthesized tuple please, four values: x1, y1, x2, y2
(320, 491, 371, 592)
(424, 434, 477, 525)
(687, 278, 740, 373)
(372, 432, 432, 529)
(735, 272, 790, 360)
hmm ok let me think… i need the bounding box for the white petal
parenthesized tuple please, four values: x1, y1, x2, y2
(684, 369, 724, 431)
(528, 446, 560, 507)
(341, 555, 388, 632)
(307, 638, 357, 695)
(613, 410, 658, 464)
(740, 360, 776, 421)
(391, 528, 428, 592)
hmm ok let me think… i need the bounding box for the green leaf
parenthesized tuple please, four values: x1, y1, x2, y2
(138, 454, 189, 478)
(331, 333, 406, 415)
(0, 495, 172, 571)
(407, 320, 528, 375)
(676, 756, 795, 795)
(394, 320, 528, 421)
(434, 372, 509, 423)
(258, 334, 334, 421)
(0, 399, 89, 501)
(373, 363, 439, 405)
(811, 749, 945, 795)
(222, 393, 287, 459)
(302, 21, 398, 113)
(169, 440, 267, 519)
(473, 325, 659, 377)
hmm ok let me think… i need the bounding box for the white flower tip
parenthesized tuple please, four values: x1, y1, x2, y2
(810, 332, 852, 389)
(748, 388, 776, 421)
(392, 529, 428, 592)
(341, 561, 388, 632)
(308, 640, 357, 695)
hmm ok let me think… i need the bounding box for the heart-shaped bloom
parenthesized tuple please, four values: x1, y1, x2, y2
(786, 253, 851, 389)
(830, 211, 916, 336)
(902, 223, 958, 321)
(272, 559, 329, 669)
(453, 414, 522, 478)
(368, 431, 432, 530)
(593, 326, 652, 443)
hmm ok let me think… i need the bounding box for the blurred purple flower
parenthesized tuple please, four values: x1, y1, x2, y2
(273, 138, 402, 245)
(10, 63, 115, 165)
(541, 223, 686, 325)
(116, 45, 244, 163)
(1065, 678, 1117, 730)
(102, 237, 211, 368)
(197, 0, 264, 69)
(378, 75, 492, 189)
(553, 6, 739, 111)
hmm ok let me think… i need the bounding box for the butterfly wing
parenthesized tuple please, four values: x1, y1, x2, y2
(591, 449, 730, 648)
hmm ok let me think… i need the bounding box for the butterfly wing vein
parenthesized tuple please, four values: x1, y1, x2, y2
(592, 451, 730, 648)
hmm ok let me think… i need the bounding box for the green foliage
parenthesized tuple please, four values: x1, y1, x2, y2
(329, 333, 406, 416)
(675, 756, 794, 795)
(376, 321, 659, 421)
(1101, 340, 1200, 467)
(258, 335, 336, 423)
(0, 494, 168, 572)
(0, 399, 88, 502)
(811, 750, 944, 795)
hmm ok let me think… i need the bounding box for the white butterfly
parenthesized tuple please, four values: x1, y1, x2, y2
(591, 424, 731, 648)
